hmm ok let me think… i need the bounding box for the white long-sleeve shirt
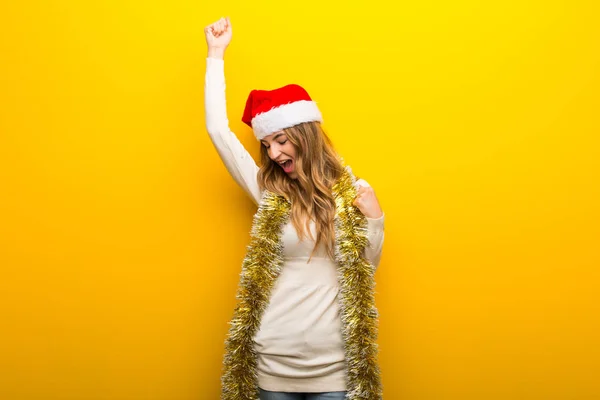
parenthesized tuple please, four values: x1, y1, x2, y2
(204, 57, 384, 392)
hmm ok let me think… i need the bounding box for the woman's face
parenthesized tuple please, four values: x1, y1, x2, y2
(260, 130, 298, 179)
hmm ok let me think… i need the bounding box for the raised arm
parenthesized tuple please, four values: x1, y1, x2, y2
(204, 17, 262, 206)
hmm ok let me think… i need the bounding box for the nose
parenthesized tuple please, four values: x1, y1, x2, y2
(268, 145, 281, 160)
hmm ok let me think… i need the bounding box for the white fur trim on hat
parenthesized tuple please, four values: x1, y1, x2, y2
(251, 100, 323, 140)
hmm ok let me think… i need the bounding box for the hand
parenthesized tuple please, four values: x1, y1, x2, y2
(353, 183, 383, 219)
(205, 17, 232, 58)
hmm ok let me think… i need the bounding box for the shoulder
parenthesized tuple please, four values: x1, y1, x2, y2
(345, 164, 373, 189)
(355, 178, 372, 189)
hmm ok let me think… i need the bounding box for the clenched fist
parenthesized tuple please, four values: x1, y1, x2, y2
(353, 180, 383, 219)
(205, 17, 232, 59)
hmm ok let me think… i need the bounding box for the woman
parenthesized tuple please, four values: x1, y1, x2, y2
(204, 17, 385, 400)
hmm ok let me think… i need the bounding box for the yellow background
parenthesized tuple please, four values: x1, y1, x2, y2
(1, 0, 599, 399)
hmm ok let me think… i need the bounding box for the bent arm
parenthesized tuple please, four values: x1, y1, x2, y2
(353, 177, 385, 269)
(364, 214, 385, 269)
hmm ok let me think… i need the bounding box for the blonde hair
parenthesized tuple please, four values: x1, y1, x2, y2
(257, 121, 344, 260)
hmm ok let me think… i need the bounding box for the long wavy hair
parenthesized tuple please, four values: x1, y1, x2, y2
(257, 121, 344, 260)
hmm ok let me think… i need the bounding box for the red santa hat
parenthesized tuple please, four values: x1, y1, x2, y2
(242, 84, 323, 140)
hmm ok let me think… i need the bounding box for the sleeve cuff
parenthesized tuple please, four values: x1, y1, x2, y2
(206, 56, 224, 66)
(366, 212, 385, 232)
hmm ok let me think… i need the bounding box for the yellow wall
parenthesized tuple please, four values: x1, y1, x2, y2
(1, 1, 599, 399)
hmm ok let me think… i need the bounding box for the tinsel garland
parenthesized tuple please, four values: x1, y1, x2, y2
(220, 166, 382, 400)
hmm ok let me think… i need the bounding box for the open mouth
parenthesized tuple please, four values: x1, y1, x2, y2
(279, 159, 294, 173)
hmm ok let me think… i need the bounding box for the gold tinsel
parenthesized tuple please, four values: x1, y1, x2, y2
(220, 166, 382, 400)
